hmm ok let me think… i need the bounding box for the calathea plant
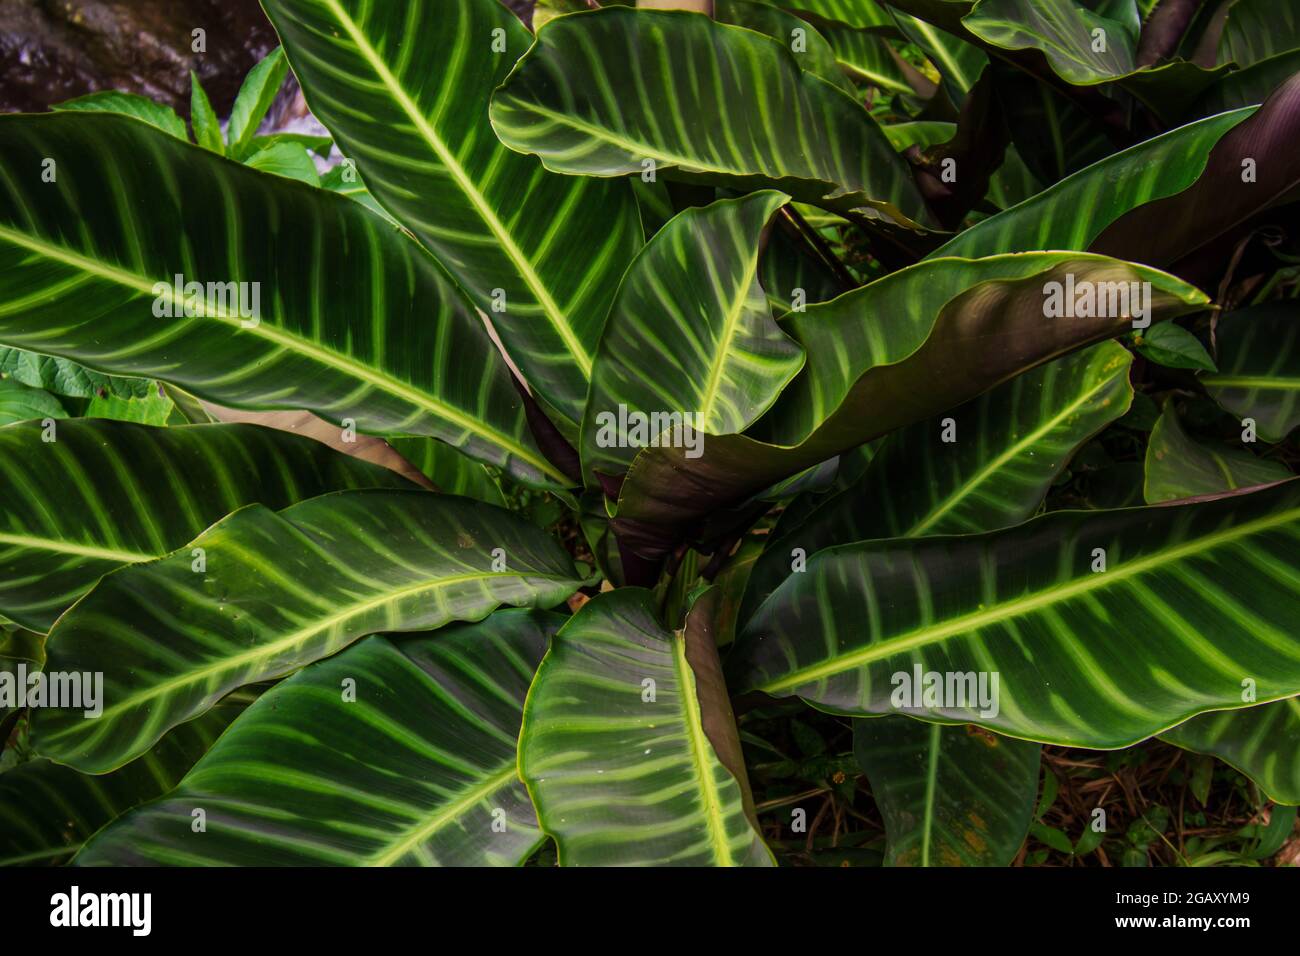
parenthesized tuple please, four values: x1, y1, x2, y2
(2, 0, 1300, 868)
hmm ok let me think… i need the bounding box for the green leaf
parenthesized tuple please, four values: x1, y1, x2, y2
(0, 624, 44, 721)
(1133, 321, 1216, 371)
(31, 489, 582, 772)
(716, 0, 856, 93)
(0, 704, 242, 867)
(1200, 303, 1300, 443)
(490, 7, 931, 227)
(226, 47, 289, 160)
(261, 0, 642, 428)
(0, 419, 408, 633)
(581, 191, 804, 482)
(519, 589, 774, 866)
(882, 121, 957, 151)
(744, 342, 1134, 618)
(189, 71, 224, 154)
(780, 0, 898, 32)
(934, 107, 1251, 258)
(731, 480, 1300, 748)
(83, 386, 176, 426)
(613, 253, 1206, 559)
(52, 91, 188, 141)
(0, 348, 151, 400)
(248, 133, 335, 158)
(1194, 49, 1300, 115)
(895, 10, 988, 100)
(76, 612, 560, 865)
(854, 717, 1040, 865)
(1163, 699, 1300, 805)
(961, 0, 1139, 85)
(1217, 0, 1300, 68)
(0, 113, 562, 488)
(1143, 403, 1290, 504)
(819, 25, 913, 93)
(388, 437, 506, 506)
(0, 378, 65, 425)
(243, 142, 322, 186)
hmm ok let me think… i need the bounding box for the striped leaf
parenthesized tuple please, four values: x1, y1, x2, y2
(612, 253, 1206, 559)
(31, 490, 582, 772)
(1218, 0, 1300, 68)
(489, 7, 931, 227)
(0, 419, 408, 632)
(853, 717, 1040, 866)
(0, 112, 562, 488)
(962, 0, 1140, 85)
(1200, 303, 1300, 443)
(1194, 49, 1300, 115)
(780, 0, 898, 32)
(581, 191, 804, 482)
(820, 25, 915, 93)
(730, 480, 1300, 748)
(743, 342, 1134, 619)
(934, 107, 1252, 258)
(261, 0, 642, 427)
(0, 624, 44, 720)
(1144, 403, 1291, 504)
(894, 10, 987, 100)
(716, 0, 856, 93)
(1, 704, 242, 867)
(1163, 698, 1300, 805)
(519, 589, 774, 866)
(76, 612, 559, 866)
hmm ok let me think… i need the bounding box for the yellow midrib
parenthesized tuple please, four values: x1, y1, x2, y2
(321, 0, 592, 377)
(0, 223, 563, 483)
(0, 531, 153, 564)
(672, 631, 737, 865)
(759, 501, 1300, 693)
(364, 765, 519, 866)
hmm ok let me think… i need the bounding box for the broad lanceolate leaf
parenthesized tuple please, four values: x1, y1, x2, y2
(0, 704, 240, 867)
(821, 26, 915, 93)
(31, 490, 582, 773)
(715, 0, 856, 93)
(853, 717, 1040, 865)
(1217, 0, 1300, 68)
(0, 113, 563, 487)
(189, 72, 224, 155)
(226, 47, 289, 160)
(1133, 321, 1216, 371)
(1144, 403, 1291, 504)
(262, 0, 641, 427)
(0, 419, 408, 632)
(743, 342, 1134, 619)
(581, 191, 804, 482)
(77, 613, 559, 866)
(613, 253, 1206, 559)
(1200, 303, 1300, 443)
(490, 7, 931, 227)
(1162, 698, 1300, 805)
(781, 0, 898, 32)
(519, 589, 774, 866)
(731, 480, 1300, 748)
(934, 107, 1252, 258)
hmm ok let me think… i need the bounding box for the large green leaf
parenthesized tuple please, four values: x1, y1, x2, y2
(1194, 49, 1300, 115)
(934, 107, 1252, 258)
(0, 113, 562, 488)
(261, 0, 641, 427)
(743, 342, 1134, 619)
(581, 191, 804, 482)
(519, 589, 774, 866)
(490, 7, 931, 227)
(612, 253, 1206, 559)
(1144, 403, 1291, 504)
(1163, 698, 1300, 805)
(0, 379, 64, 425)
(0, 704, 241, 867)
(819, 24, 914, 93)
(853, 717, 1040, 865)
(76, 612, 559, 866)
(731, 480, 1300, 748)
(894, 10, 987, 100)
(31, 490, 582, 772)
(0, 419, 408, 632)
(1200, 303, 1300, 443)
(780, 0, 898, 32)
(715, 0, 856, 93)
(1217, 0, 1300, 68)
